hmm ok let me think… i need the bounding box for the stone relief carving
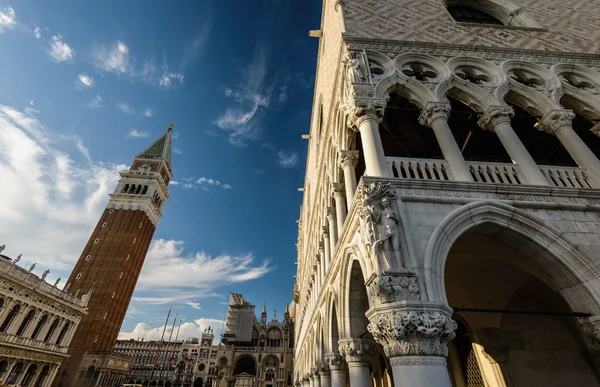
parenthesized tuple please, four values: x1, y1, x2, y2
(344, 51, 366, 83)
(581, 320, 600, 344)
(477, 106, 515, 131)
(361, 182, 406, 270)
(367, 273, 420, 305)
(367, 309, 457, 357)
(337, 338, 376, 363)
(418, 102, 450, 128)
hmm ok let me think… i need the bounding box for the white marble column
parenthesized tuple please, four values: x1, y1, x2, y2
(312, 368, 321, 387)
(303, 375, 311, 387)
(326, 208, 338, 253)
(309, 373, 315, 387)
(6, 309, 24, 335)
(538, 109, 600, 186)
(24, 311, 42, 338)
(324, 354, 346, 387)
(418, 102, 472, 181)
(46, 365, 60, 387)
(332, 184, 347, 237)
(318, 363, 331, 387)
(339, 150, 359, 208)
(367, 297, 456, 387)
(478, 106, 549, 186)
(322, 226, 331, 267)
(319, 242, 327, 281)
(351, 103, 388, 177)
(338, 339, 375, 387)
(95, 371, 104, 386)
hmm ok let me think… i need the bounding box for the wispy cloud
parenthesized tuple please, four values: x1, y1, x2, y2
(214, 44, 272, 146)
(76, 73, 94, 88)
(186, 302, 201, 310)
(118, 103, 135, 115)
(33, 26, 41, 39)
(277, 150, 298, 169)
(86, 95, 102, 109)
(0, 7, 16, 33)
(60, 135, 92, 164)
(142, 108, 153, 117)
(49, 35, 74, 62)
(93, 40, 130, 74)
(127, 128, 149, 139)
(196, 177, 232, 190)
(159, 72, 184, 88)
(119, 318, 224, 342)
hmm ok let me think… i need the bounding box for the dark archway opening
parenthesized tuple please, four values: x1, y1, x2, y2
(193, 378, 204, 387)
(233, 355, 256, 376)
(348, 261, 370, 338)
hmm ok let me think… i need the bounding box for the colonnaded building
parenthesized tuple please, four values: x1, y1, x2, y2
(294, 0, 600, 386)
(113, 294, 295, 387)
(0, 249, 86, 387)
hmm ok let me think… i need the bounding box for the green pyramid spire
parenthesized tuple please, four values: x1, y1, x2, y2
(136, 123, 173, 172)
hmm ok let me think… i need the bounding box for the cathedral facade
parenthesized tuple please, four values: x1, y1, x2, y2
(54, 125, 173, 387)
(294, 1, 600, 387)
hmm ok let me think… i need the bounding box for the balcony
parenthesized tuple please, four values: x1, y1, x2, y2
(0, 332, 68, 354)
(386, 156, 593, 188)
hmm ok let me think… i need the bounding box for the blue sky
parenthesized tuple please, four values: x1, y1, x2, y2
(0, 1, 320, 340)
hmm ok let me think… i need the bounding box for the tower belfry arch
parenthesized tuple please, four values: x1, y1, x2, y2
(294, 1, 600, 387)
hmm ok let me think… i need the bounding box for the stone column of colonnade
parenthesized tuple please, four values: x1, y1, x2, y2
(312, 366, 321, 387)
(339, 150, 359, 208)
(537, 109, 600, 187)
(350, 103, 388, 177)
(478, 106, 549, 185)
(337, 339, 375, 387)
(317, 362, 331, 387)
(324, 354, 346, 387)
(326, 209, 338, 251)
(322, 226, 331, 270)
(332, 184, 347, 237)
(418, 102, 473, 182)
(365, 274, 458, 387)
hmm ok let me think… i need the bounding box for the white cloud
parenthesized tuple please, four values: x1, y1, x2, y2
(196, 177, 232, 190)
(159, 72, 184, 88)
(214, 44, 271, 146)
(76, 73, 94, 88)
(127, 128, 149, 138)
(142, 108, 153, 117)
(33, 26, 41, 39)
(0, 7, 16, 33)
(173, 148, 182, 155)
(60, 135, 92, 164)
(93, 40, 130, 74)
(119, 318, 224, 342)
(136, 239, 270, 291)
(186, 302, 202, 310)
(49, 35, 75, 62)
(277, 151, 298, 169)
(86, 95, 102, 109)
(0, 104, 127, 282)
(118, 103, 135, 115)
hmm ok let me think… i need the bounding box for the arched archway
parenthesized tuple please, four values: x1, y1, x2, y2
(444, 224, 600, 386)
(34, 365, 50, 387)
(193, 378, 204, 387)
(346, 260, 371, 338)
(233, 355, 256, 376)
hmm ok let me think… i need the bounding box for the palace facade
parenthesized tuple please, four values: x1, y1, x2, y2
(294, 1, 600, 387)
(0, 249, 86, 387)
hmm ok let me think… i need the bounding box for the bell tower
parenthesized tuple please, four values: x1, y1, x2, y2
(55, 124, 173, 387)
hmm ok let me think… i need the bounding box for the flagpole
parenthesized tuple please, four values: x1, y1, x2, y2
(172, 321, 182, 384)
(149, 305, 172, 383)
(159, 314, 178, 381)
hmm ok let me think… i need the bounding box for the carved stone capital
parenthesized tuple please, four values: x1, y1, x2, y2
(338, 338, 376, 363)
(477, 106, 514, 131)
(418, 102, 450, 128)
(324, 353, 345, 371)
(311, 366, 319, 376)
(581, 318, 600, 344)
(339, 150, 360, 169)
(303, 374, 311, 382)
(366, 273, 421, 305)
(322, 225, 330, 237)
(318, 241, 324, 252)
(316, 362, 329, 376)
(366, 303, 457, 358)
(326, 207, 337, 219)
(332, 182, 345, 197)
(345, 100, 387, 129)
(536, 109, 576, 135)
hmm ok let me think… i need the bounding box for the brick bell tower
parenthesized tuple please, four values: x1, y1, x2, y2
(55, 124, 173, 387)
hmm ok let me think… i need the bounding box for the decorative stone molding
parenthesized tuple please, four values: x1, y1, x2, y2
(477, 106, 515, 131)
(338, 338, 376, 363)
(339, 150, 360, 168)
(317, 362, 330, 376)
(581, 319, 600, 344)
(366, 304, 457, 358)
(324, 353, 345, 371)
(345, 100, 387, 129)
(389, 355, 447, 366)
(418, 102, 451, 128)
(332, 182, 345, 197)
(326, 207, 337, 219)
(311, 366, 319, 376)
(536, 109, 576, 135)
(366, 272, 420, 305)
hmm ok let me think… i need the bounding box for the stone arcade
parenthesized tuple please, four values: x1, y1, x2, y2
(294, 0, 600, 386)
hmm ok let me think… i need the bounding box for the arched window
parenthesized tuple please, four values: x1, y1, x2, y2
(16, 309, 35, 336)
(0, 304, 20, 332)
(448, 5, 503, 25)
(142, 185, 148, 195)
(31, 314, 47, 339)
(121, 184, 129, 193)
(44, 318, 60, 342)
(136, 185, 142, 194)
(266, 369, 275, 381)
(56, 322, 70, 345)
(129, 184, 136, 194)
